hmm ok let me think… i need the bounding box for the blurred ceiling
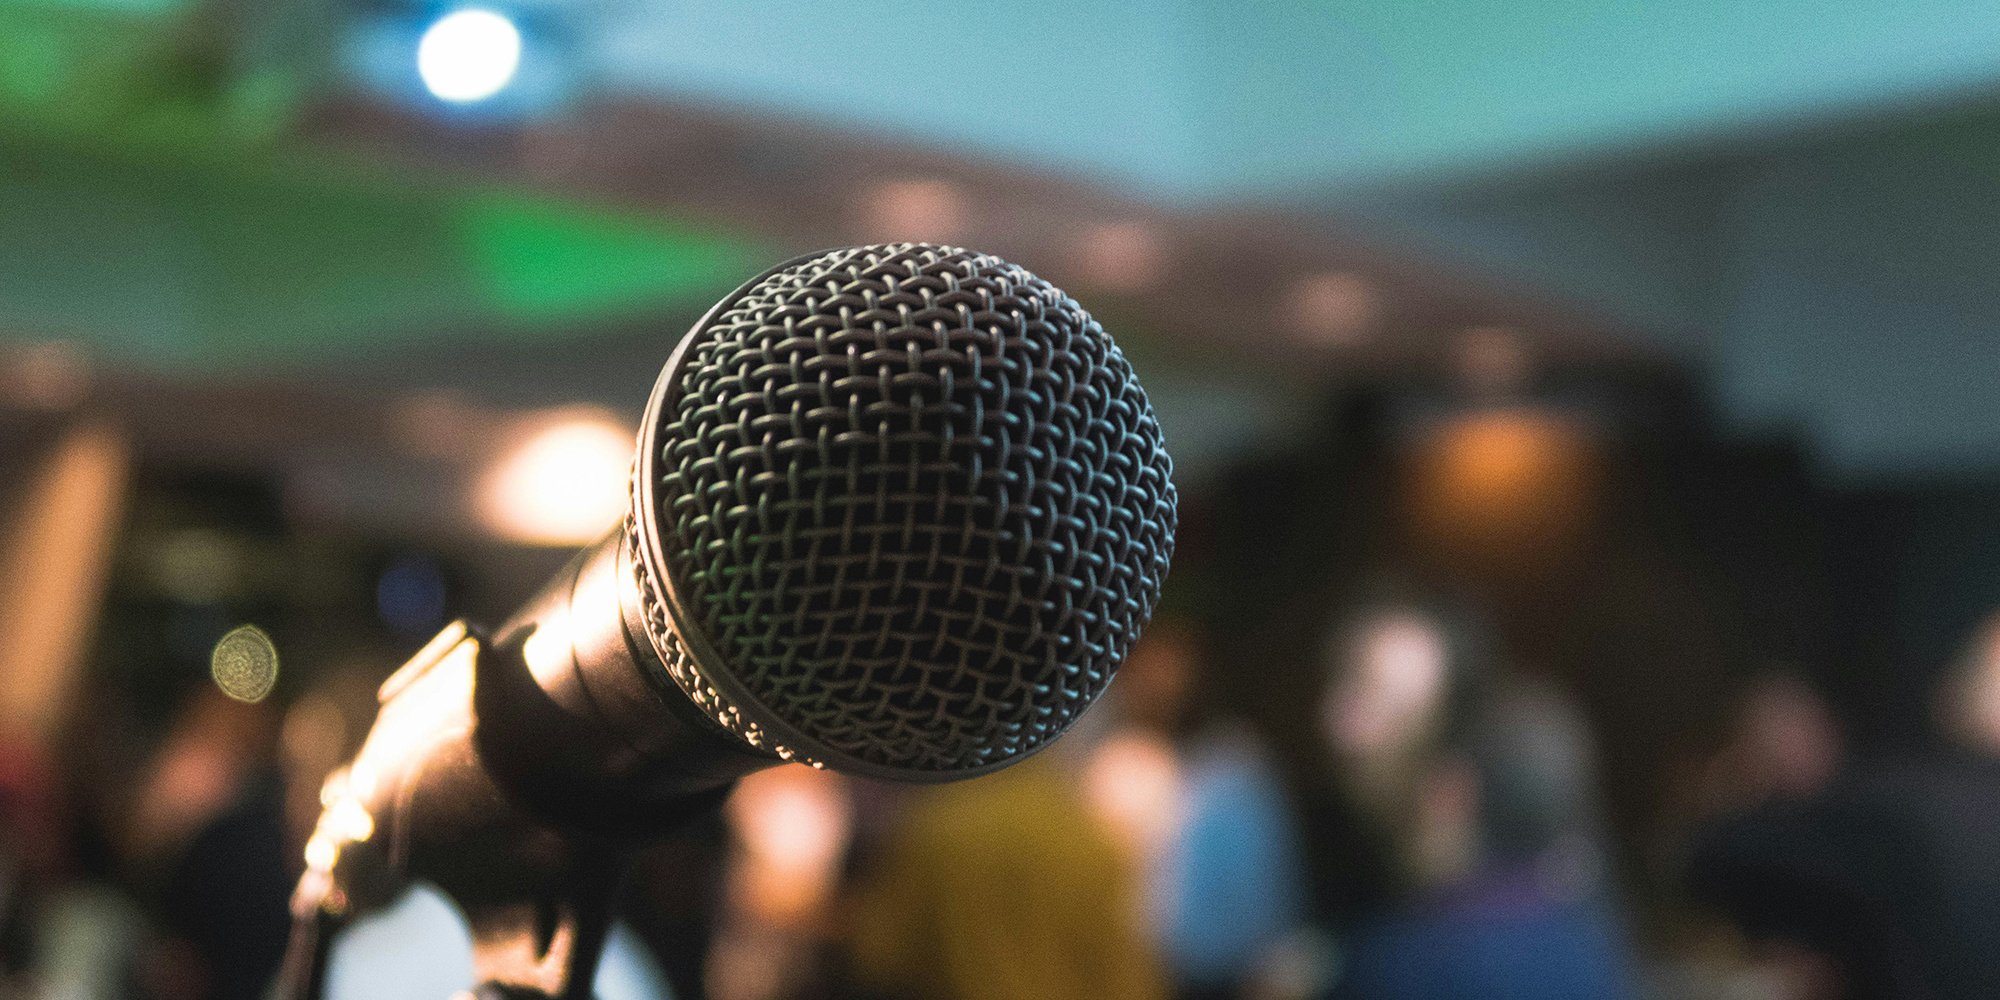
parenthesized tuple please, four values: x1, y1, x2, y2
(5, 0, 2000, 476)
(0, 1, 759, 367)
(582, 0, 2000, 198)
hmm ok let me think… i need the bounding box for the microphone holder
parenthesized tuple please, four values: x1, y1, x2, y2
(274, 621, 735, 1000)
(277, 840, 626, 1000)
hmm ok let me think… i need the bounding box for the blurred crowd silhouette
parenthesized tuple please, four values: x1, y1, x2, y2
(0, 429, 1997, 1000)
(7, 362, 2000, 1000)
(9, 380, 2000, 1000)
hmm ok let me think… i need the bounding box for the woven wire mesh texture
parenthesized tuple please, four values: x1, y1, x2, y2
(645, 243, 1176, 775)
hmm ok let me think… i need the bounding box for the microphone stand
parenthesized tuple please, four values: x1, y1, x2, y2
(276, 839, 627, 1000)
(273, 618, 735, 1000)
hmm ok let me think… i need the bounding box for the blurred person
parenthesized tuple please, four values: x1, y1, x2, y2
(842, 742, 1168, 1000)
(31, 674, 153, 1000)
(124, 686, 290, 1000)
(1691, 616, 2000, 1000)
(1086, 619, 1310, 1000)
(1700, 672, 1845, 816)
(705, 765, 855, 1000)
(35, 881, 148, 1000)
(0, 735, 66, 995)
(1300, 597, 1491, 933)
(1320, 605, 1468, 817)
(1645, 671, 1847, 1000)
(1153, 727, 1310, 1000)
(1329, 680, 1637, 1000)
(18, 733, 172, 1000)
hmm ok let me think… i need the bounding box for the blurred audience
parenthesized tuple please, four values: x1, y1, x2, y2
(3, 407, 1995, 1000)
(1297, 597, 1639, 999)
(1087, 619, 1309, 1000)
(128, 687, 291, 1000)
(1329, 678, 1636, 1000)
(1691, 617, 2000, 1000)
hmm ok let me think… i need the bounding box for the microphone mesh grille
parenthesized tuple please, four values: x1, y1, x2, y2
(647, 244, 1175, 775)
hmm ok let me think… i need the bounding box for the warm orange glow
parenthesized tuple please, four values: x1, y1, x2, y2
(477, 408, 632, 546)
(723, 767, 854, 926)
(1082, 731, 1180, 860)
(1406, 408, 1598, 560)
(0, 419, 129, 741)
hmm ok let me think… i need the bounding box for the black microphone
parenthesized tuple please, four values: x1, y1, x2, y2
(285, 244, 1176, 999)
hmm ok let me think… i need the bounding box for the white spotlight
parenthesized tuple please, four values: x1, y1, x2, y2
(477, 409, 631, 547)
(417, 8, 522, 104)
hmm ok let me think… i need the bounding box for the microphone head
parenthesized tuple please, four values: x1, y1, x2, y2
(627, 244, 1176, 781)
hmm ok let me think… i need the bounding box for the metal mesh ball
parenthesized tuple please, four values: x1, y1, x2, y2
(638, 243, 1176, 776)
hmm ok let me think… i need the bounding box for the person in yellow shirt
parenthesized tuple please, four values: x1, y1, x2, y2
(844, 749, 1168, 1000)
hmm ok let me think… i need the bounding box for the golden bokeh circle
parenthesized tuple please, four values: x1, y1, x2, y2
(211, 624, 279, 703)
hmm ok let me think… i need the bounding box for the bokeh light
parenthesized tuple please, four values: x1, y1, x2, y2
(1406, 408, 1600, 561)
(1072, 220, 1168, 292)
(210, 624, 279, 704)
(1083, 730, 1181, 859)
(859, 178, 971, 245)
(723, 767, 854, 925)
(1282, 271, 1383, 345)
(1323, 611, 1450, 757)
(417, 9, 522, 104)
(477, 409, 631, 546)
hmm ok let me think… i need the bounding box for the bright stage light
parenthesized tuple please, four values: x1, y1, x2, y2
(477, 409, 631, 547)
(417, 9, 522, 104)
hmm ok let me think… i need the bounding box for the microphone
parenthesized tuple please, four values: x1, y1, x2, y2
(286, 244, 1176, 999)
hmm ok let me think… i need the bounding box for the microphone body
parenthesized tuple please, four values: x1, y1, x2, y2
(316, 528, 770, 889)
(283, 244, 1178, 1000)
